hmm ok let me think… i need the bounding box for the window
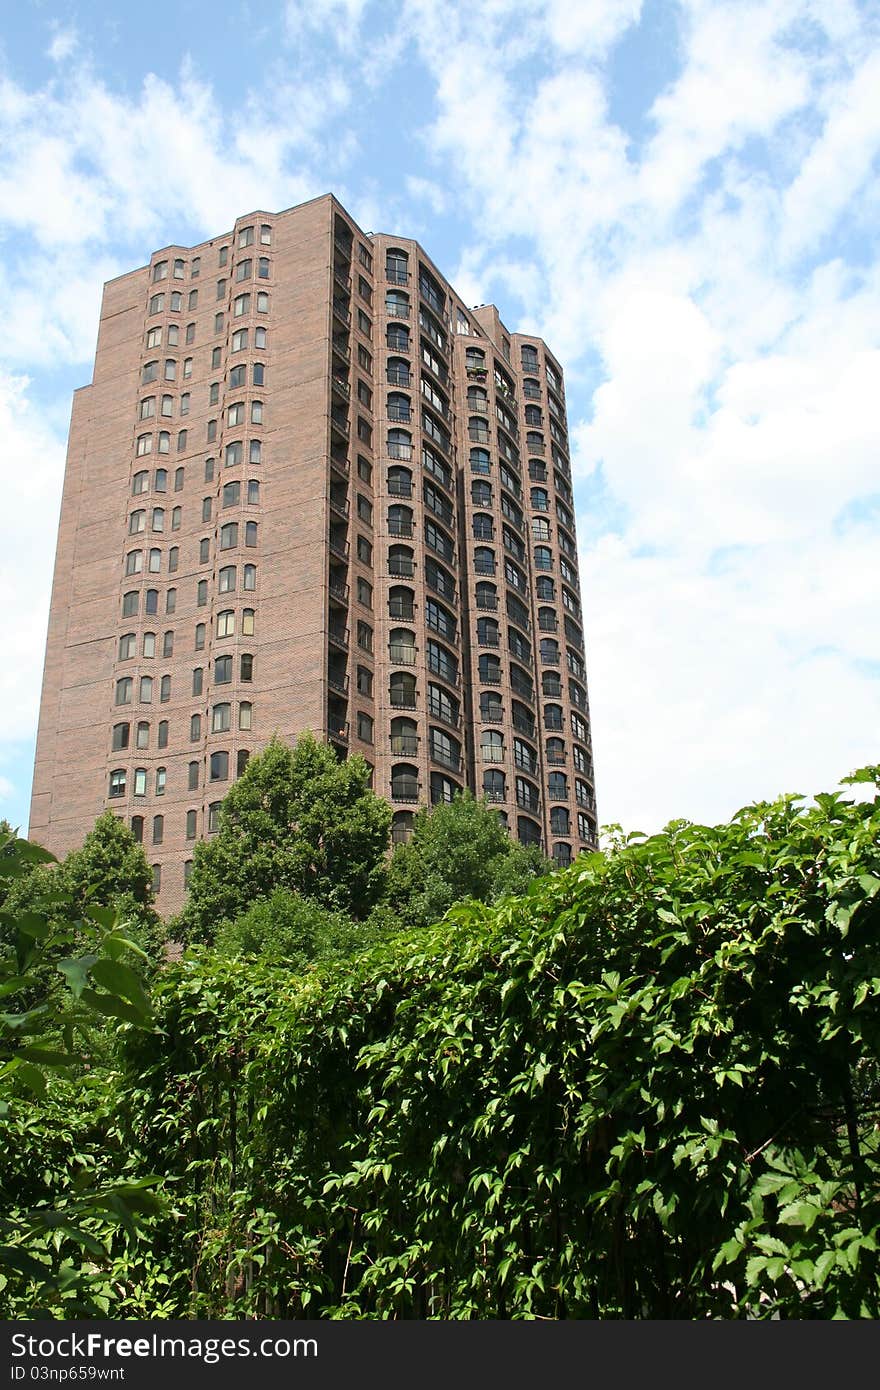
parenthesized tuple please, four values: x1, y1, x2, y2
(357, 711, 374, 744)
(109, 769, 126, 798)
(234, 293, 250, 317)
(247, 479, 260, 504)
(208, 802, 221, 833)
(168, 545, 179, 572)
(235, 259, 252, 282)
(228, 402, 245, 426)
(174, 466, 185, 491)
(245, 521, 258, 546)
(154, 468, 168, 493)
(179, 426, 188, 449)
(238, 226, 254, 248)
(356, 535, 372, 564)
(129, 510, 146, 536)
(152, 815, 164, 845)
(215, 313, 224, 333)
(254, 325, 267, 349)
(136, 434, 152, 458)
(139, 397, 155, 421)
(217, 609, 235, 638)
(158, 719, 169, 748)
(242, 608, 255, 635)
(225, 441, 243, 467)
(240, 653, 253, 682)
(146, 327, 162, 349)
(190, 713, 201, 741)
(125, 551, 143, 576)
(186, 809, 197, 839)
(197, 579, 208, 606)
(186, 322, 196, 344)
(149, 293, 164, 314)
(194, 622, 205, 650)
(251, 400, 263, 424)
(219, 246, 229, 267)
(210, 751, 229, 781)
(243, 563, 256, 591)
(188, 763, 200, 792)
(170, 291, 182, 312)
(212, 703, 231, 733)
(139, 675, 153, 703)
(142, 631, 156, 658)
(133, 768, 147, 797)
(219, 565, 236, 593)
(152, 507, 165, 533)
(202, 496, 213, 523)
(356, 306, 369, 333)
(192, 666, 204, 696)
(220, 522, 238, 550)
(112, 723, 130, 751)
(252, 361, 265, 386)
(239, 701, 253, 730)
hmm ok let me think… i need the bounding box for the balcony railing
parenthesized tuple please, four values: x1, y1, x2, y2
(389, 644, 417, 665)
(328, 626, 349, 649)
(386, 267, 410, 285)
(328, 535, 349, 559)
(329, 722, 350, 745)
(390, 691, 417, 709)
(477, 632, 500, 647)
(327, 672, 349, 694)
(483, 789, 506, 803)
(388, 599, 415, 619)
(467, 398, 489, 415)
(388, 558, 415, 578)
(329, 494, 349, 518)
(387, 404, 411, 423)
(546, 751, 567, 766)
(387, 519, 413, 538)
(473, 558, 496, 575)
(475, 595, 498, 610)
(480, 745, 505, 763)
(387, 369, 410, 387)
(431, 746, 461, 773)
(387, 479, 412, 497)
(390, 735, 419, 756)
(391, 779, 420, 802)
(426, 697, 460, 728)
(480, 708, 504, 724)
(332, 301, 351, 326)
(386, 302, 411, 318)
(387, 442, 412, 461)
(469, 427, 490, 443)
(512, 714, 536, 738)
(516, 792, 540, 813)
(329, 579, 349, 602)
(480, 669, 502, 685)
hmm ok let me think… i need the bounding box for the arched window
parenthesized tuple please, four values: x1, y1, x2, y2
(475, 581, 497, 611)
(390, 716, 418, 756)
(478, 653, 501, 684)
(390, 763, 419, 801)
(542, 671, 562, 697)
(545, 737, 566, 765)
(108, 768, 126, 798)
(387, 465, 412, 497)
(477, 617, 499, 647)
(480, 729, 504, 762)
(534, 545, 553, 571)
(483, 769, 506, 802)
(385, 289, 410, 317)
(387, 504, 413, 538)
(391, 809, 414, 844)
(531, 487, 549, 512)
(548, 772, 568, 800)
(387, 428, 412, 460)
(470, 448, 491, 474)
(473, 546, 495, 575)
(386, 248, 409, 284)
(389, 671, 416, 708)
(540, 638, 560, 664)
(387, 392, 411, 423)
(386, 356, 410, 387)
(550, 807, 570, 835)
(544, 703, 564, 730)
(386, 322, 409, 352)
(467, 387, 488, 413)
(472, 513, 494, 540)
(388, 585, 414, 620)
(471, 479, 492, 507)
(388, 544, 414, 578)
(389, 628, 416, 664)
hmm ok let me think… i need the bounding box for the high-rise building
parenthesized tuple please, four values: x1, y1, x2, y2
(30, 194, 597, 913)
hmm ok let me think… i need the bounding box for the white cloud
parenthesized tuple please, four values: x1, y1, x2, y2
(47, 26, 78, 64)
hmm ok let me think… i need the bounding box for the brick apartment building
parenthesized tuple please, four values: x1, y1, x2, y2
(30, 193, 597, 913)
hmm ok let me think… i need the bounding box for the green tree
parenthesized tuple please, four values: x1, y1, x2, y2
(175, 734, 391, 945)
(215, 887, 392, 970)
(2, 812, 164, 973)
(386, 790, 551, 929)
(0, 830, 161, 1313)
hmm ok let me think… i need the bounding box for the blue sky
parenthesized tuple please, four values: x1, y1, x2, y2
(1, 0, 878, 837)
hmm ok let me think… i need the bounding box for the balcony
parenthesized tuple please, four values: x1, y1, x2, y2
(390, 691, 417, 709)
(427, 697, 461, 729)
(431, 746, 461, 773)
(541, 650, 561, 665)
(527, 441, 546, 456)
(329, 721, 350, 746)
(483, 789, 506, 803)
(514, 753, 538, 775)
(386, 267, 410, 285)
(388, 557, 415, 578)
(332, 300, 351, 327)
(328, 578, 349, 602)
(387, 478, 412, 498)
(332, 336, 351, 362)
(546, 750, 567, 766)
(516, 791, 540, 814)
(467, 398, 489, 415)
(331, 374, 350, 400)
(387, 441, 412, 461)
(389, 643, 417, 665)
(391, 778, 420, 802)
(388, 599, 415, 620)
(328, 625, 349, 650)
(329, 493, 349, 519)
(327, 671, 349, 695)
(475, 594, 498, 611)
(426, 657, 458, 687)
(528, 462, 548, 482)
(480, 708, 504, 724)
(390, 734, 419, 756)
(479, 669, 502, 686)
(330, 451, 350, 477)
(544, 711, 564, 730)
(524, 383, 541, 400)
(480, 744, 505, 764)
(387, 368, 410, 387)
(386, 302, 411, 319)
(473, 557, 496, 575)
(387, 403, 411, 423)
(512, 713, 536, 738)
(387, 518, 414, 538)
(478, 632, 500, 647)
(469, 426, 490, 444)
(330, 408, 349, 438)
(328, 533, 349, 560)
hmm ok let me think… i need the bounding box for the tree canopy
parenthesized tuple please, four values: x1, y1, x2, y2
(175, 734, 392, 944)
(386, 790, 551, 929)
